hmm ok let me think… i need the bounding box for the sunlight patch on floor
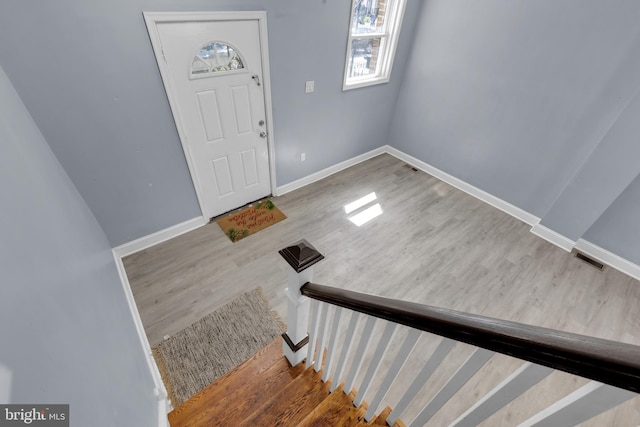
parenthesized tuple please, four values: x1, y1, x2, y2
(344, 192, 383, 226)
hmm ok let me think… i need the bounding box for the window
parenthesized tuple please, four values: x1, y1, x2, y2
(343, 0, 407, 90)
(191, 42, 245, 78)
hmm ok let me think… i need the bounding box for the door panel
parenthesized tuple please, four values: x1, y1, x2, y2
(155, 19, 271, 218)
(211, 157, 233, 196)
(231, 85, 253, 135)
(196, 90, 223, 142)
(241, 149, 259, 187)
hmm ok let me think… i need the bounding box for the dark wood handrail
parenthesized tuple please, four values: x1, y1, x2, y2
(301, 282, 640, 393)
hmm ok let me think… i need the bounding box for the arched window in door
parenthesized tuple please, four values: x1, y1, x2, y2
(191, 41, 245, 77)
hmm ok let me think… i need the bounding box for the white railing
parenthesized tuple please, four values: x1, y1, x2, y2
(279, 240, 640, 426)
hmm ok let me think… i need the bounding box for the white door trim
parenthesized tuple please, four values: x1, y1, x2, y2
(111, 249, 172, 421)
(144, 11, 278, 219)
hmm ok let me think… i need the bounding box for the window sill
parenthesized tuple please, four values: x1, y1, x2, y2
(343, 76, 390, 91)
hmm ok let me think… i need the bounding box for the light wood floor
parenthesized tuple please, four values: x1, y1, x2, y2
(124, 153, 640, 425)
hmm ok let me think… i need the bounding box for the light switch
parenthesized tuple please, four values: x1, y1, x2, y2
(305, 81, 315, 93)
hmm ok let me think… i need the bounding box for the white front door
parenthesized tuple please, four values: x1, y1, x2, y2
(148, 14, 272, 218)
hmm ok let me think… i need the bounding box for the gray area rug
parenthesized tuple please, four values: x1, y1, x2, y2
(154, 288, 286, 407)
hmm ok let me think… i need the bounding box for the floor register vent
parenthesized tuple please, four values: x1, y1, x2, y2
(574, 251, 605, 271)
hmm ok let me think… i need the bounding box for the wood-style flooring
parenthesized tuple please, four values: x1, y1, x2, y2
(123, 153, 640, 425)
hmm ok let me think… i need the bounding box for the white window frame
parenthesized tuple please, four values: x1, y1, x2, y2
(343, 0, 407, 91)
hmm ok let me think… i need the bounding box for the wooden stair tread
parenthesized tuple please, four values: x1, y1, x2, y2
(239, 367, 332, 426)
(169, 337, 303, 426)
(355, 405, 393, 426)
(373, 406, 393, 425)
(170, 337, 282, 419)
(178, 355, 305, 426)
(167, 338, 403, 427)
(298, 385, 367, 427)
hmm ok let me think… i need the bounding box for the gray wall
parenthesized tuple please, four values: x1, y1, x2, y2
(0, 66, 157, 426)
(0, 0, 421, 247)
(584, 174, 640, 264)
(540, 89, 640, 241)
(390, 0, 640, 257)
(267, 1, 421, 185)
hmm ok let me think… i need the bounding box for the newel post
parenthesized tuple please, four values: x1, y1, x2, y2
(279, 239, 325, 366)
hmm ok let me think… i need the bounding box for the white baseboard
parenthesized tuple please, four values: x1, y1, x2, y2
(157, 398, 171, 426)
(529, 224, 576, 252)
(384, 145, 541, 226)
(113, 216, 207, 258)
(275, 146, 387, 196)
(112, 250, 171, 423)
(574, 239, 640, 281)
(110, 216, 205, 423)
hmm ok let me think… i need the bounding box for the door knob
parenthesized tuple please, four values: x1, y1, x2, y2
(259, 131, 268, 138)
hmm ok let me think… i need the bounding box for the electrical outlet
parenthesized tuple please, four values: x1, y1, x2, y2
(305, 81, 314, 93)
(300, 152, 306, 162)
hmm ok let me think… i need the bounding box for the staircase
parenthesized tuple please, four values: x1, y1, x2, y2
(166, 241, 640, 426)
(168, 337, 400, 427)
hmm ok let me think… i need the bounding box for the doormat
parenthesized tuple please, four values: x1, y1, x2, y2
(216, 199, 286, 242)
(153, 288, 286, 407)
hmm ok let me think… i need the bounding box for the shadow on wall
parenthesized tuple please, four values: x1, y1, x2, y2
(0, 363, 11, 403)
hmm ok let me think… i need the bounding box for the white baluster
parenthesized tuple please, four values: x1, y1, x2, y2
(409, 348, 494, 427)
(518, 381, 636, 427)
(353, 321, 398, 407)
(387, 338, 456, 426)
(322, 306, 343, 382)
(314, 302, 330, 372)
(344, 315, 377, 394)
(450, 362, 553, 427)
(330, 310, 360, 392)
(306, 299, 321, 369)
(364, 328, 422, 421)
